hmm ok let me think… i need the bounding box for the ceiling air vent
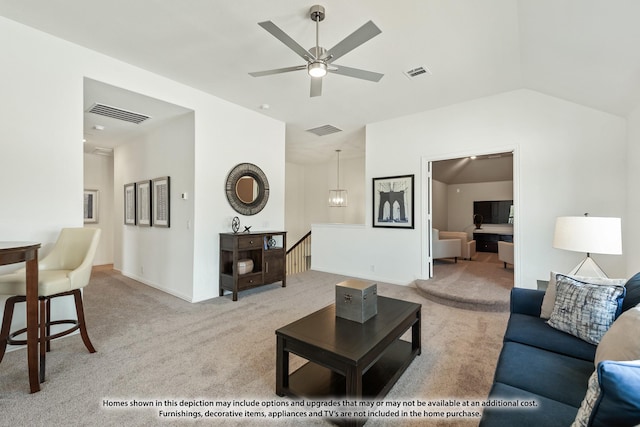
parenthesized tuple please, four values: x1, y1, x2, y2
(403, 66, 431, 79)
(92, 147, 114, 156)
(87, 103, 151, 124)
(306, 124, 342, 137)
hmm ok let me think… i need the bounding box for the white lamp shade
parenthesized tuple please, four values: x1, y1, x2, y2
(553, 216, 622, 255)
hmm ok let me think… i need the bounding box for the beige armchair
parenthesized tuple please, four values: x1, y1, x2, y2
(432, 228, 461, 263)
(0, 227, 101, 382)
(498, 241, 514, 268)
(439, 231, 477, 260)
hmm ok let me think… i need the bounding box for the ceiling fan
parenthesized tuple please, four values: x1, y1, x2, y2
(249, 5, 383, 97)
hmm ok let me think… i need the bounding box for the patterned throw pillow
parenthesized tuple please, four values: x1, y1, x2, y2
(571, 370, 599, 427)
(540, 272, 626, 319)
(572, 361, 640, 427)
(547, 275, 626, 345)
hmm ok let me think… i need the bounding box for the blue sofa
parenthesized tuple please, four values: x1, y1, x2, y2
(480, 273, 640, 426)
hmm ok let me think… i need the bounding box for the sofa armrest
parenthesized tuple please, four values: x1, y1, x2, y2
(510, 288, 545, 316)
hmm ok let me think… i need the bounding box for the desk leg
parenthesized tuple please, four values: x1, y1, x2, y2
(275, 336, 288, 396)
(413, 310, 421, 356)
(25, 253, 40, 393)
(345, 366, 363, 398)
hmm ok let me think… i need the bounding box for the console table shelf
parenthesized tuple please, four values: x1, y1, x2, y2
(219, 231, 286, 301)
(473, 231, 513, 253)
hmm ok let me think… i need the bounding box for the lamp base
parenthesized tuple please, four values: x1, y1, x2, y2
(568, 256, 608, 278)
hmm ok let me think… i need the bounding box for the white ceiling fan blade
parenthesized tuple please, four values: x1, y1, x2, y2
(325, 21, 381, 63)
(258, 21, 314, 61)
(330, 64, 383, 82)
(310, 77, 322, 97)
(249, 65, 306, 77)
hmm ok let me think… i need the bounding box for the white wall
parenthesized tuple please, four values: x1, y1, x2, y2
(83, 153, 114, 265)
(285, 156, 365, 249)
(313, 90, 628, 287)
(285, 162, 307, 250)
(431, 179, 448, 231)
(447, 181, 513, 235)
(627, 106, 640, 277)
(0, 15, 285, 321)
(114, 113, 195, 300)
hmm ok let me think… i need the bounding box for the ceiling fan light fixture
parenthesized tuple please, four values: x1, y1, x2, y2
(308, 61, 327, 78)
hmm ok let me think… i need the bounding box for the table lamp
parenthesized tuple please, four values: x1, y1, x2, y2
(552, 214, 622, 278)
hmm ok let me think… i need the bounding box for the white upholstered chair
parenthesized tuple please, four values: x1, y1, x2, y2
(498, 241, 514, 268)
(432, 228, 461, 263)
(0, 227, 101, 382)
(438, 231, 477, 260)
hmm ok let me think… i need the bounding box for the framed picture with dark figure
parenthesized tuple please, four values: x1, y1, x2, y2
(372, 174, 414, 229)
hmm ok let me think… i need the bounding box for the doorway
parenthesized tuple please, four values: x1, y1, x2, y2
(423, 149, 519, 284)
(82, 77, 193, 269)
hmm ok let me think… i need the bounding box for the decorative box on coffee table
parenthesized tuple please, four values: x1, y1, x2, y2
(336, 280, 377, 323)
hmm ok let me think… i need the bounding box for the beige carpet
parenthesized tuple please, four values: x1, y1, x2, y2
(415, 252, 514, 312)
(0, 268, 509, 426)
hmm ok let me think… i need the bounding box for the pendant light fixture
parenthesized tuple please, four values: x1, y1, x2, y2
(328, 149, 348, 207)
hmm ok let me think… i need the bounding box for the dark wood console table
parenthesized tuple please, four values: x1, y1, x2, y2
(473, 231, 513, 253)
(219, 231, 286, 301)
(276, 296, 421, 427)
(0, 242, 41, 393)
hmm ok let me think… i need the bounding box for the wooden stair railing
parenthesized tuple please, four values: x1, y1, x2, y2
(286, 231, 311, 275)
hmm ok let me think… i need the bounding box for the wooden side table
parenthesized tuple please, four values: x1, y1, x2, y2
(0, 242, 41, 393)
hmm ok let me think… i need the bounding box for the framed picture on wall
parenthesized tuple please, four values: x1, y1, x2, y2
(152, 176, 170, 228)
(83, 189, 98, 224)
(372, 174, 415, 229)
(137, 180, 152, 226)
(124, 183, 137, 225)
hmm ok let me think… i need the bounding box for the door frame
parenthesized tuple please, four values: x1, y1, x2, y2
(421, 146, 520, 284)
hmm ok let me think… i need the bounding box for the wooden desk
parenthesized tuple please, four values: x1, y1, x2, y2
(0, 242, 41, 393)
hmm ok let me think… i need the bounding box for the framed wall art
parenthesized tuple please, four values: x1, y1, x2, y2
(372, 174, 414, 229)
(152, 176, 170, 228)
(137, 180, 152, 226)
(83, 189, 98, 224)
(124, 183, 137, 225)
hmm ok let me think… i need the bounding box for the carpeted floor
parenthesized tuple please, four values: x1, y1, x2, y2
(0, 268, 509, 426)
(415, 252, 514, 312)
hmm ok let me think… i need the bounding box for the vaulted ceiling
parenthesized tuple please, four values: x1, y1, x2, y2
(1, 0, 639, 164)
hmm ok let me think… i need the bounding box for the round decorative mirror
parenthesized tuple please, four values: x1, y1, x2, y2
(225, 163, 269, 215)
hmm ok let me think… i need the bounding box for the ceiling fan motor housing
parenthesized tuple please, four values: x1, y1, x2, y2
(310, 5, 325, 22)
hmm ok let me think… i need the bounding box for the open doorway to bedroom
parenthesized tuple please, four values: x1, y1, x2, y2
(421, 150, 517, 309)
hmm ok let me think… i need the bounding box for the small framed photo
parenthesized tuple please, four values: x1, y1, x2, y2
(137, 180, 152, 226)
(372, 174, 415, 229)
(83, 189, 98, 224)
(152, 176, 170, 228)
(124, 183, 137, 225)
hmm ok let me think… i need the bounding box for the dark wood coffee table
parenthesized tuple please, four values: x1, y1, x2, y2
(276, 296, 421, 421)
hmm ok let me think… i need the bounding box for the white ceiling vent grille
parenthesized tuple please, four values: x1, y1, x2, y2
(306, 124, 342, 136)
(92, 147, 114, 156)
(87, 103, 151, 124)
(403, 66, 431, 79)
